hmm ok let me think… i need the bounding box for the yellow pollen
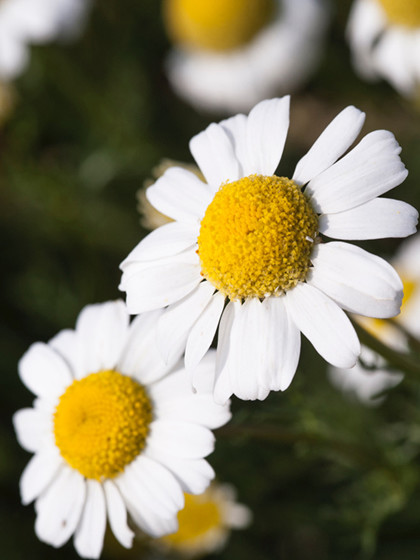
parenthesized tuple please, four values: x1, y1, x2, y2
(162, 492, 222, 547)
(54, 370, 152, 480)
(163, 0, 276, 52)
(198, 175, 318, 301)
(378, 0, 420, 27)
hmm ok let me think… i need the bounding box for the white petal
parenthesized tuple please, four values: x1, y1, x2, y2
(319, 198, 418, 240)
(103, 480, 134, 549)
(145, 447, 215, 494)
(242, 96, 290, 176)
(214, 303, 236, 404)
(35, 466, 86, 548)
(18, 343, 72, 399)
(285, 283, 360, 368)
(126, 221, 198, 261)
(20, 445, 62, 505)
(262, 297, 301, 391)
(219, 113, 248, 176)
(74, 301, 129, 378)
(189, 122, 240, 188)
(74, 480, 106, 559)
(157, 281, 215, 365)
(227, 299, 268, 400)
(118, 309, 169, 384)
(48, 329, 78, 377)
(185, 291, 225, 372)
(13, 407, 52, 453)
(307, 130, 408, 214)
(308, 242, 403, 318)
(146, 167, 213, 223)
(148, 420, 215, 459)
(293, 106, 366, 185)
(122, 261, 202, 314)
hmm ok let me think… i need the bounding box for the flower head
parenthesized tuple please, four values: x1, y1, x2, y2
(163, 0, 329, 113)
(347, 0, 420, 96)
(13, 301, 230, 558)
(158, 482, 251, 557)
(120, 96, 418, 403)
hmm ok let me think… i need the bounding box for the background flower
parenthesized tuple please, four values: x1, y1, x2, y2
(13, 301, 230, 558)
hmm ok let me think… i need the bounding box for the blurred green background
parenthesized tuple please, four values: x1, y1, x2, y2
(2, 1, 420, 559)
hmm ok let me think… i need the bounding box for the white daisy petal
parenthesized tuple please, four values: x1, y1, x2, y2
(190, 122, 240, 188)
(75, 300, 129, 377)
(285, 283, 360, 368)
(319, 198, 419, 240)
(122, 261, 202, 314)
(219, 113, 248, 176)
(263, 297, 301, 391)
(214, 303, 236, 405)
(308, 242, 403, 318)
(146, 167, 213, 223)
(126, 221, 199, 262)
(148, 420, 215, 459)
(20, 445, 62, 505)
(145, 447, 215, 495)
(19, 342, 72, 399)
(185, 291, 225, 372)
(293, 106, 366, 185)
(13, 407, 52, 453)
(242, 96, 290, 176)
(48, 329, 78, 377)
(35, 466, 86, 548)
(74, 480, 107, 560)
(103, 480, 134, 550)
(307, 130, 408, 214)
(157, 281, 215, 365)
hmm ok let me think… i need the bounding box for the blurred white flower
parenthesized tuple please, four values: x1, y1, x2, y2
(158, 482, 251, 557)
(0, 0, 91, 81)
(13, 301, 230, 559)
(163, 0, 329, 113)
(347, 0, 420, 96)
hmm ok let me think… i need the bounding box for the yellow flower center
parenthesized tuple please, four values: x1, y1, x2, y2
(378, 0, 420, 27)
(163, 0, 276, 52)
(163, 492, 222, 547)
(198, 175, 318, 301)
(54, 370, 153, 480)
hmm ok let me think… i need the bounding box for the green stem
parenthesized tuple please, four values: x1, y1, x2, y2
(352, 320, 420, 376)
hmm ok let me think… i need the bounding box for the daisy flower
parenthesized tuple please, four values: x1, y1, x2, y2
(158, 482, 251, 558)
(13, 301, 230, 559)
(120, 96, 418, 404)
(0, 0, 91, 81)
(329, 233, 420, 405)
(347, 0, 420, 96)
(163, 0, 329, 113)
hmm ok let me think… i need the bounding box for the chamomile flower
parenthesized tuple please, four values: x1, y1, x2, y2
(347, 0, 420, 96)
(158, 482, 251, 557)
(120, 96, 418, 404)
(13, 301, 230, 559)
(0, 0, 91, 81)
(163, 0, 329, 113)
(329, 233, 420, 405)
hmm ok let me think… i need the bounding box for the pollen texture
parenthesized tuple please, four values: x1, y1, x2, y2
(54, 370, 153, 480)
(378, 0, 420, 27)
(198, 175, 319, 301)
(163, 0, 275, 52)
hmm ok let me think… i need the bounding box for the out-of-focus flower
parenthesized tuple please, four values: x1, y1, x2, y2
(162, 0, 329, 113)
(120, 96, 418, 403)
(13, 301, 230, 559)
(347, 0, 420, 96)
(158, 482, 251, 557)
(0, 0, 91, 81)
(329, 233, 420, 405)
